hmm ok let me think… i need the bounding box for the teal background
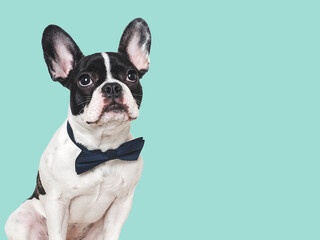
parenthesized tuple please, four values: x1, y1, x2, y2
(1, 0, 319, 239)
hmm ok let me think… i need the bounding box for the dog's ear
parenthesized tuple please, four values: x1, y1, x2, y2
(42, 25, 83, 88)
(118, 18, 151, 77)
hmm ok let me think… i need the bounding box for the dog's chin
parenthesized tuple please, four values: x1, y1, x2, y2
(102, 110, 129, 122)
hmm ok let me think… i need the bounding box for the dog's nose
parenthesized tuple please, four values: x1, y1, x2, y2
(102, 82, 122, 98)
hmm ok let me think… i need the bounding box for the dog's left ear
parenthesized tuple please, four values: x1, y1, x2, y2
(42, 25, 84, 88)
(118, 18, 151, 77)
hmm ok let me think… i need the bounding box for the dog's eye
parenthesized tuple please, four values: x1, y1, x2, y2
(79, 75, 93, 87)
(127, 70, 137, 83)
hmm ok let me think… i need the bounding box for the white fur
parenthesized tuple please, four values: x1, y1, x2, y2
(5, 53, 143, 240)
(102, 52, 112, 79)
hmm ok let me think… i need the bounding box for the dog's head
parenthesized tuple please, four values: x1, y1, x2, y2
(42, 18, 151, 126)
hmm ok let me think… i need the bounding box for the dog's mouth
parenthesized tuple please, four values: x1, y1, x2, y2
(86, 103, 130, 124)
(105, 103, 127, 113)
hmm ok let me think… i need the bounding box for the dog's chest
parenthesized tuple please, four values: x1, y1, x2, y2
(68, 158, 142, 223)
(39, 124, 143, 224)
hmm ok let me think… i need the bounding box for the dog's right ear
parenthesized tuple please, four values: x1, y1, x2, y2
(42, 25, 83, 88)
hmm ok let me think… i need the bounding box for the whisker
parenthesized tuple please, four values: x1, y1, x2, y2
(135, 100, 142, 105)
(78, 105, 87, 113)
(76, 97, 92, 106)
(77, 100, 91, 106)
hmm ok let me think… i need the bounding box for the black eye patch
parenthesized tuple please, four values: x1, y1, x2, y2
(69, 54, 107, 115)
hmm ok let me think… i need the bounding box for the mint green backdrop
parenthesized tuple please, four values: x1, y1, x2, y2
(1, 0, 319, 239)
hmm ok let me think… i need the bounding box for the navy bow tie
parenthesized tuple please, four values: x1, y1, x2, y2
(67, 122, 145, 174)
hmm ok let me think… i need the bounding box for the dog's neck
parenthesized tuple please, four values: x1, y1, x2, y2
(68, 111, 132, 152)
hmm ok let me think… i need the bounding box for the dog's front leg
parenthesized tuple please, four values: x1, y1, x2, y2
(103, 192, 135, 240)
(45, 194, 70, 240)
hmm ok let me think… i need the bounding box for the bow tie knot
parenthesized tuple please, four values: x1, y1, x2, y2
(106, 149, 117, 158)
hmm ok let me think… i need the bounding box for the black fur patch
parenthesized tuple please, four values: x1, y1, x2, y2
(67, 52, 143, 115)
(69, 52, 144, 115)
(29, 172, 46, 200)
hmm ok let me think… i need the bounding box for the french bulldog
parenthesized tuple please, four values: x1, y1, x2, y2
(5, 17, 151, 240)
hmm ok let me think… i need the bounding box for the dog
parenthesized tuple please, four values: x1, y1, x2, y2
(5, 18, 151, 240)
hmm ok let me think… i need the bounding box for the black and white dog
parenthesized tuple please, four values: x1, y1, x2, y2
(5, 18, 151, 240)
